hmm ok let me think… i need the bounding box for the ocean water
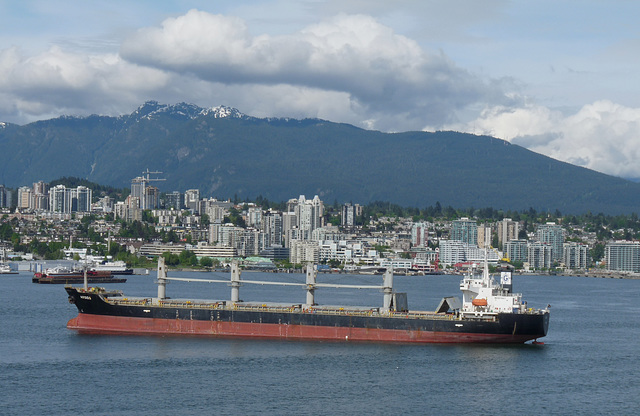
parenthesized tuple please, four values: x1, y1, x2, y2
(1, 271, 639, 415)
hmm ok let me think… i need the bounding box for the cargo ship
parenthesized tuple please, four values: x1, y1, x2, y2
(65, 258, 549, 344)
(34, 266, 127, 284)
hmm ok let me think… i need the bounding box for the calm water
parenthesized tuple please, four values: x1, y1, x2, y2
(1, 270, 639, 415)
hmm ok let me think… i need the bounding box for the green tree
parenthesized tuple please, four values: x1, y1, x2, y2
(199, 257, 213, 268)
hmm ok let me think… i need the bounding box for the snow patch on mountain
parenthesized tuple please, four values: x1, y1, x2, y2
(131, 101, 247, 122)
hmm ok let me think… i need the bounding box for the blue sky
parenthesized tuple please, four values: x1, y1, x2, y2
(2, 0, 640, 179)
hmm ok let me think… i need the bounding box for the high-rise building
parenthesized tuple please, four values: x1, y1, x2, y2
(144, 186, 159, 210)
(281, 211, 298, 248)
(49, 185, 92, 213)
(289, 240, 319, 264)
(497, 218, 519, 249)
(411, 222, 429, 247)
(73, 186, 92, 212)
(505, 239, 528, 263)
(262, 210, 283, 246)
(165, 191, 182, 210)
(477, 224, 492, 248)
(247, 207, 263, 228)
(341, 203, 361, 227)
(536, 223, 564, 262)
(0, 185, 12, 208)
(131, 176, 146, 208)
(605, 241, 640, 272)
(294, 195, 324, 241)
(17, 186, 32, 209)
(131, 171, 165, 210)
(527, 242, 553, 269)
(563, 242, 590, 270)
(451, 218, 478, 246)
(49, 185, 68, 213)
(184, 189, 200, 214)
(32, 181, 48, 210)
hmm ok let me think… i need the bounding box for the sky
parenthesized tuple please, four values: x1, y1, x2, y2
(2, 0, 640, 179)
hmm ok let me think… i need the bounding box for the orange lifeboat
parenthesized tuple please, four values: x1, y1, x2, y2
(472, 298, 488, 306)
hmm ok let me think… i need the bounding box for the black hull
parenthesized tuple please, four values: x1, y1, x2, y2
(66, 288, 549, 343)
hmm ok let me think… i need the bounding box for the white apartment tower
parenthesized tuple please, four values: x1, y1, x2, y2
(536, 222, 564, 262)
(184, 189, 200, 214)
(497, 218, 519, 249)
(294, 195, 324, 241)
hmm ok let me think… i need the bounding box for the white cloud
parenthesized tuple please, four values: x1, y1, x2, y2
(120, 10, 505, 131)
(451, 100, 640, 178)
(0, 46, 169, 122)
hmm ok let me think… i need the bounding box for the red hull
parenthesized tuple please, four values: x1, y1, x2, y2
(67, 314, 534, 344)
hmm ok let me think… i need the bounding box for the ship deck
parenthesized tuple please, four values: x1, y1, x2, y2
(107, 296, 476, 322)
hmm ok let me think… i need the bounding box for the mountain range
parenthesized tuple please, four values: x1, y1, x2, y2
(2, 101, 640, 215)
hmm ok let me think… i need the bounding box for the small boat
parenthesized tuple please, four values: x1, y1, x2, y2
(33, 266, 126, 284)
(0, 263, 17, 274)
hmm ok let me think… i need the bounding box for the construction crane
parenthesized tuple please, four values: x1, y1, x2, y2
(142, 168, 166, 183)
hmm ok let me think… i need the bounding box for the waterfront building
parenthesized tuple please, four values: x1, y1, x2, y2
(191, 243, 236, 259)
(259, 245, 290, 260)
(439, 239, 499, 266)
(536, 223, 564, 262)
(497, 218, 519, 250)
(527, 241, 553, 269)
(138, 243, 186, 257)
(451, 218, 478, 245)
(289, 239, 320, 264)
(505, 239, 528, 263)
(465, 245, 501, 264)
(562, 242, 590, 270)
(318, 240, 350, 264)
(605, 241, 640, 272)
(439, 240, 468, 265)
